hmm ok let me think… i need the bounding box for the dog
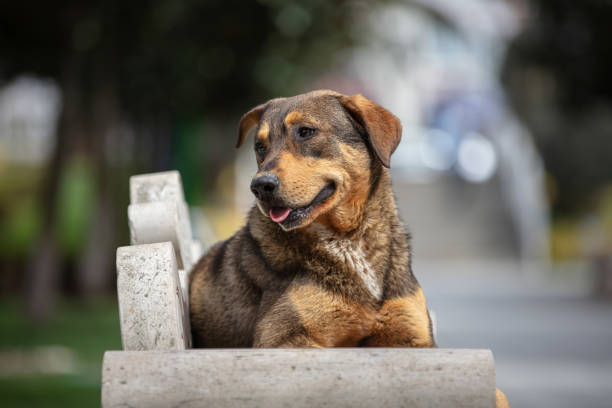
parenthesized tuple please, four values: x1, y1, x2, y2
(189, 90, 508, 407)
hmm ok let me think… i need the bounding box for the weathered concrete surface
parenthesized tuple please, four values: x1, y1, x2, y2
(118, 170, 201, 352)
(130, 170, 185, 204)
(101, 348, 496, 408)
(177, 267, 192, 338)
(129, 170, 197, 273)
(116, 242, 190, 351)
(128, 200, 193, 270)
(128, 170, 195, 271)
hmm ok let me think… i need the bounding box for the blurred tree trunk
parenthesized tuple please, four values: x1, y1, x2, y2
(25, 228, 61, 321)
(24, 59, 80, 321)
(153, 114, 173, 171)
(595, 255, 612, 298)
(77, 176, 115, 296)
(76, 61, 119, 297)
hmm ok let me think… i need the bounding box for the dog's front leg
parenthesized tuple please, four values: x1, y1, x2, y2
(252, 297, 324, 348)
(253, 281, 376, 348)
(254, 332, 325, 348)
(361, 288, 435, 348)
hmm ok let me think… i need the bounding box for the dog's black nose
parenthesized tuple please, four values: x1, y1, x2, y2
(251, 175, 279, 200)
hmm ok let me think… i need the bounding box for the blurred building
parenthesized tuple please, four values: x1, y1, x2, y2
(0, 76, 61, 166)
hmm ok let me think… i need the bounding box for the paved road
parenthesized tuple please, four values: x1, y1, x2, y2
(418, 264, 612, 408)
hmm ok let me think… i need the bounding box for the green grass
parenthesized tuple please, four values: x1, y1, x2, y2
(0, 298, 122, 407)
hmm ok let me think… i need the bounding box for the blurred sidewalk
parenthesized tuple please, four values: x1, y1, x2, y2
(394, 174, 518, 260)
(420, 263, 612, 408)
(394, 176, 612, 408)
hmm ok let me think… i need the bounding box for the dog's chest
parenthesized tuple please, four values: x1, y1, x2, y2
(321, 238, 382, 300)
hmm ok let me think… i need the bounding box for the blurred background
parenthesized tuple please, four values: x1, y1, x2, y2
(1, 0, 611, 406)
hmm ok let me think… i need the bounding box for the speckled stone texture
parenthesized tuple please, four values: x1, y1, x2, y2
(128, 200, 193, 270)
(122, 170, 200, 350)
(116, 242, 190, 350)
(101, 348, 496, 408)
(128, 171, 195, 271)
(130, 170, 185, 205)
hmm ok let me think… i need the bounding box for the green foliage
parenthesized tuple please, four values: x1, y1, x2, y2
(0, 0, 369, 204)
(172, 118, 208, 205)
(0, 0, 377, 289)
(0, 0, 364, 118)
(0, 298, 121, 408)
(54, 156, 96, 257)
(0, 298, 121, 363)
(0, 165, 44, 257)
(0, 197, 41, 256)
(0, 376, 100, 408)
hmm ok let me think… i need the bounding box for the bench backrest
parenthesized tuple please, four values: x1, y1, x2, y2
(116, 171, 202, 350)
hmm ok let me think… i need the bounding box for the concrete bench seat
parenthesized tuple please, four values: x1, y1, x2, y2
(102, 348, 496, 408)
(102, 171, 499, 407)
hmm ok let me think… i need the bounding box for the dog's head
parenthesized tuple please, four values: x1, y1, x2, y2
(237, 90, 402, 231)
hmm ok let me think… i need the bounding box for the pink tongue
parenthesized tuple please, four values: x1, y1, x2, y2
(269, 207, 291, 223)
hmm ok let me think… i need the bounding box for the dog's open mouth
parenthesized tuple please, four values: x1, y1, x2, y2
(268, 182, 336, 226)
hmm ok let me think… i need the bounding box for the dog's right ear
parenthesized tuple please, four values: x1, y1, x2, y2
(236, 103, 266, 148)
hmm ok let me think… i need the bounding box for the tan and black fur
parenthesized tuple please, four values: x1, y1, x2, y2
(189, 89, 508, 406)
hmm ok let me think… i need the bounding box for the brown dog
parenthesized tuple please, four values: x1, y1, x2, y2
(189, 89, 508, 406)
(190, 90, 433, 348)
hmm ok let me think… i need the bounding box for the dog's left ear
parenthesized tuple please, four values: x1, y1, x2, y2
(236, 103, 266, 148)
(339, 94, 402, 168)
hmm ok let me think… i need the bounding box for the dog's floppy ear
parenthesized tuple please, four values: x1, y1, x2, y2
(236, 103, 266, 148)
(339, 94, 402, 168)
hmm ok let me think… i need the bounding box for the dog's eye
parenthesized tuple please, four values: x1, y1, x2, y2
(296, 127, 316, 140)
(255, 141, 266, 157)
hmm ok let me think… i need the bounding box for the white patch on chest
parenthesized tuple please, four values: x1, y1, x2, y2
(310, 224, 382, 300)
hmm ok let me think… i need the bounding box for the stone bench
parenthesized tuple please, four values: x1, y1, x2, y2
(102, 170, 500, 408)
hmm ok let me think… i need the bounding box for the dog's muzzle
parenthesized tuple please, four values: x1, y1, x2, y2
(250, 174, 279, 202)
